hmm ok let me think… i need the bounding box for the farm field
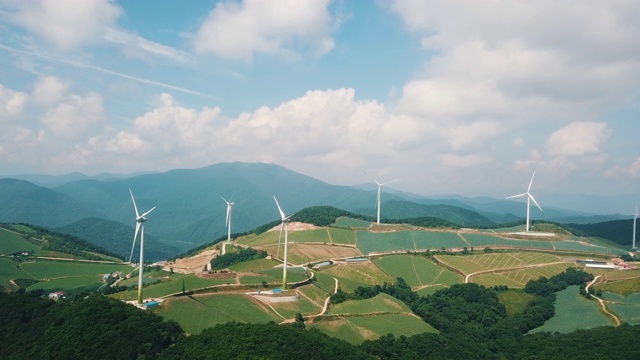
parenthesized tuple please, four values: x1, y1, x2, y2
(0, 258, 31, 284)
(373, 255, 462, 288)
(0, 227, 40, 255)
(310, 313, 437, 345)
(260, 243, 362, 264)
(156, 294, 280, 334)
(20, 261, 132, 279)
(601, 292, 640, 325)
(113, 274, 233, 300)
(327, 228, 356, 245)
(320, 262, 393, 292)
(550, 241, 626, 255)
(411, 231, 467, 250)
(356, 231, 414, 254)
(269, 296, 321, 318)
(595, 271, 640, 295)
(228, 258, 279, 272)
(333, 217, 371, 228)
(330, 293, 410, 315)
(238, 230, 280, 247)
(28, 275, 102, 293)
(436, 252, 562, 276)
(530, 285, 612, 334)
(472, 263, 573, 288)
(288, 229, 330, 244)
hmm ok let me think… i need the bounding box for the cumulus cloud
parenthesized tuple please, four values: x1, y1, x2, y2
(33, 76, 68, 106)
(546, 121, 611, 157)
(194, 0, 335, 60)
(41, 91, 105, 136)
(0, 84, 28, 120)
(9, 0, 122, 49)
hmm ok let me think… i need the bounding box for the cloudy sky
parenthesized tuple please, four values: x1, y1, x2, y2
(0, 0, 639, 207)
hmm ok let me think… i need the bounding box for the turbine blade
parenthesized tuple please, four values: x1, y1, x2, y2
(140, 206, 156, 218)
(273, 196, 286, 220)
(527, 171, 536, 192)
(506, 193, 527, 200)
(129, 222, 141, 263)
(529, 193, 542, 211)
(129, 188, 140, 218)
(362, 170, 380, 185)
(277, 222, 284, 258)
(381, 179, 400, 186)
(221, 196, 229, 204)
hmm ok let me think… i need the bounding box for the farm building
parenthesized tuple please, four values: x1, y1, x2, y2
(313, 261, 332, 269)
(585, 263, 615, 269)
(48, 292, 65, 301)
(345, 257, 369, 263)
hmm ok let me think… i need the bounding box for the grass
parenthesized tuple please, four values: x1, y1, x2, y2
(113, 274, 233, 300)
(156, 294, 281, 334)
(530, 285, 613, 333)
(289, 229, 330, 244)
(19, 261, 132, 279)
(228, 258, 279, 272)
(27, 275, 102, 293)
(411, 231, 467, 250)
(416, 285, 447, 297)
(596, 276, 640, 296)
(320, 263, 394, 292)
(310, 314, 437, 345)
(356, 231, 415, 254)
(473, 263, 573, 288)
(0, 228, 40, 255)
(373, 255, 462, 288)
(327, 228, 357, 245)
(9, 224, 37, 233)
(0, 258, 32, 284)
(498, 289, 536, 316)
(605, 292, 640, 325)
(333, 217, 371, 228)
(330, 293, 410, 315)
(269, 296, 321, 318)
(436, 252, 562, 276)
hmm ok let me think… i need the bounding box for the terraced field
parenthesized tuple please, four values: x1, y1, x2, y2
(411, 231, 467, 250)
(373, 255, 462, 288)
(260, 243, 362, 264)
(330, 293, 410, 315)
(228, 258, 279, 272)
(20, 261, 132, 279)
(311, 313, 437, 344)
(321, 262, 393, 292)
(595, 270, 640, 295)
(530, 285, 612, 333)
(473, 263, 573, 288)
(288, 229, 330, 243)
(28, 275, 103, 293)
(113, 274, 233, 300)
(327, 228, 356, 245)
(436, 252, 562, 276)
(156, 294, 281, 334)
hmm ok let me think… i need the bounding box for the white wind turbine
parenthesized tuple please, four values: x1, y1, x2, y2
(221, 197, 234, 242)
(273, 196, 293, 290)
(633, 202, 638, 250)
(128, 189, 156, 305)
(506, 171, 542, 232)
(366, 173, 399, 225)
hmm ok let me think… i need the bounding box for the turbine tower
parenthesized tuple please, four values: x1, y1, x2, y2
(633, 202, 638, 250)
(221, 197, 234, 242)
(506, 171, 542, 232)
(366, 173, 399, 225)
(273, 196, 293, 290)
(128, 189, 156, 305)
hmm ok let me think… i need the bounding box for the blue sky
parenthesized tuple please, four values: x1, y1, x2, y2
(0, 0, 639, 211)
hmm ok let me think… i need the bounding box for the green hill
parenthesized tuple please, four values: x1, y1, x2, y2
(374, 199, 495, 227)
(55, 218, 179, 262)
(566, 219, 634, 247)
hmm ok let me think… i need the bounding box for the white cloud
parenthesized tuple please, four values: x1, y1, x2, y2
(33, 76, 67, 106)
(0, 83, 28, 120)
(194, 0, 335, 60)
(546, 121, 611, 157)
(41, 91, 105, 136)
(10, 0, 122, 49)
(627, 157, 640, 178)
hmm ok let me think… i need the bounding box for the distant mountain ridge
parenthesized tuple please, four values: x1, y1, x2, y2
(0, 161, 630, 258)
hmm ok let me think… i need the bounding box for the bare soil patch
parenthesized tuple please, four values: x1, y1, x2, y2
(165, 249, 219, 274)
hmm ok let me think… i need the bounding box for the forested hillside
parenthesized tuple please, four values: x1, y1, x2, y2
(567, 219, 634, 246)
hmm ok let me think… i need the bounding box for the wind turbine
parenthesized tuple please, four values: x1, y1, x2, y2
(128, 189, 156, 305)
(506, 171, 542, 232)
(633, 202, 638, 250)
(221, 197, 234, 242)
(273, 196, 293, 290)
(366, 172, 399, 225)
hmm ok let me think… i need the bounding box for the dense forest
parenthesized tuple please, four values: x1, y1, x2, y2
(209, 247, 267, 270)
(1, 269, 639, 359)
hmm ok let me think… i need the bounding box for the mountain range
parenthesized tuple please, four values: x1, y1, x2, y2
(0, 162, 632, 260)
